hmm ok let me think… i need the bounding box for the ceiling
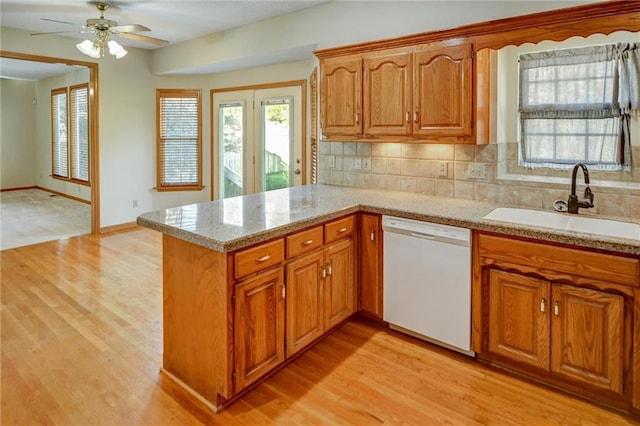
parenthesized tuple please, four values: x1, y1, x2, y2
(0, 0, 328, 79)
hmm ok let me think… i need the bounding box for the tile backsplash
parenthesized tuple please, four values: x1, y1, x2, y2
(318, 141, 640, 219)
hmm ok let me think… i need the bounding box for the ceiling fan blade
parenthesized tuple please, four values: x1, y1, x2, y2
(30, 30, 80, 36)
(41, 17, 80, 26)
(118, 32, 169, 46)
(112, 24, 151, 33)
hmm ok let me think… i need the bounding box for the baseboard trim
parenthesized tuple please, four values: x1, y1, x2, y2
(99, 222, 138, 234)
(36, 186, 91, 205)
(0, 186, 38, 192)
(159, 368, 220, 420)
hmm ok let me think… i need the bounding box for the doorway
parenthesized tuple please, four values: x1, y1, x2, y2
(211, 81, 305, 200)
(0, 51, 99, 234)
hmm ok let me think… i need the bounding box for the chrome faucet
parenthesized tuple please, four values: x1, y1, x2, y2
(567, 163, 594, 214)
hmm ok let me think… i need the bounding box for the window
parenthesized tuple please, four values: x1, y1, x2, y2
(51, 84, 89, 183)
(51, 88, 68, 178)
(518, 43, 639, 170)
(156, 89, 202, 191)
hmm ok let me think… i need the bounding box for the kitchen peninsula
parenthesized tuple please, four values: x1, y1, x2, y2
(138, 184, 640, 415)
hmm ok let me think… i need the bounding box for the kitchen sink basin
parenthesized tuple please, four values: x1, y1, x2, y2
(483, 208, 640, 240)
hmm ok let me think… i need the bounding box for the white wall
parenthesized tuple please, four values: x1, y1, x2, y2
(0, 0, 602, 228)
(0, 79, 36, 189)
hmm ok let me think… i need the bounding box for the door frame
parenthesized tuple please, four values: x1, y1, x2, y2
(210, 79, 306, 201)
(0, 51, 100, 234)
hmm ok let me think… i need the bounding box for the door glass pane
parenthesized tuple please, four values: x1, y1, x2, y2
(219, 102, 244, 199)
(261, 98, 292, 192)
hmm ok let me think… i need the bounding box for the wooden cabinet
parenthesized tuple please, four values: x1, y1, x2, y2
(477, 233, 636, 409)
(285, 250, 324, 356)
(234, 267, 285, 392)
(285, 217, 356, 356)
(550, 284, 624, 394)
(488, 269, 624, 395)
(488, 269, 549, 370)
(363, 52, 412, 136)
(318, 39, 478, 142)
(358, 213, 383, 318)
(323, 237, 356, 329)
(320, 57, 362, 136)
(413, 42, 472, 137)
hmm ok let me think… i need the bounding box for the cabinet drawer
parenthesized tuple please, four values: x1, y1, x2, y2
(234, 239, 284, 279)
(324, 216, 354, 244)
(286, 226, 323, 258)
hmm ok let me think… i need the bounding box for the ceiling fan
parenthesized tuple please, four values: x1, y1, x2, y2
(31, 2, 168, 59)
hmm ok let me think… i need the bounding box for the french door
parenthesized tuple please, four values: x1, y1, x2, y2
(212, 85, 303, 199)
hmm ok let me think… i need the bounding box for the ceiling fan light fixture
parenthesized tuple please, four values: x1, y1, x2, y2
(76, 39, 101, 59)
(107, 40, 128, 59)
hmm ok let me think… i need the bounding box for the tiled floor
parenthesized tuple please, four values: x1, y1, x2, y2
(0, 188, 91, 250)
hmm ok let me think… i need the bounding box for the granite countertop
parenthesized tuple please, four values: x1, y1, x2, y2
(137, 184, 640, 255)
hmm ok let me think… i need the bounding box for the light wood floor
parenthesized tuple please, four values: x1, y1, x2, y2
(1, 228, 637, 425)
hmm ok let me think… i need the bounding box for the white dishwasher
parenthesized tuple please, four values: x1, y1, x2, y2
(382, 215, 473, 356)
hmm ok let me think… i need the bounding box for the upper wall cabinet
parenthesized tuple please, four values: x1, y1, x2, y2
(318, 39, 479, 144)
(321, 57, 362, 136)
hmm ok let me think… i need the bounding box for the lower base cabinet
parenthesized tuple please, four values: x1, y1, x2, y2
(488, 269, 624, 395)
(477, 232, 637, 411)
(234, 267, 285, 392)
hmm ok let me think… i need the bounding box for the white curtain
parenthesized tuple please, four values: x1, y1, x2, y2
(518, 42, 639, 170)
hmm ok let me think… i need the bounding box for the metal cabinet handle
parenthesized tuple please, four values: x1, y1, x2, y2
(327, 263, 332, 276)
(554, 301, 559, 317)
(321, 265, 326, 279)
(256, 255, 270, 263)
(355, 112, 360, 124)
(303, 239, 314, 246)
(540, 298, 546, 313)
(414, 111, 418, 123)
(405, 111, 410, 123)
(370, 230, 375, 242)
(338, 227, 348, 234)
(282, 284, 286, 299)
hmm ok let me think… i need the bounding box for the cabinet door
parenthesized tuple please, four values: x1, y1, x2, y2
(413, 42, 473, 137)
(363, 52, 412, 136)
(550, 284, 624, 395)
(234, 267, 285, 392)
(488, 269, 550, 370)
(324, 238, 356, 330)
(320, 57, 362, 136)
(285, 251, 324, 357)
(359, 213, 382, 318)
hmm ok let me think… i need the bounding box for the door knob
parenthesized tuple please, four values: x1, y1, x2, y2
(294, 169, 301, 175)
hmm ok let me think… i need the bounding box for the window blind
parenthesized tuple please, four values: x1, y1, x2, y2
(70, 84, 89, 182)
(51, 88, 68, 178)
(157, 90, 201, 189)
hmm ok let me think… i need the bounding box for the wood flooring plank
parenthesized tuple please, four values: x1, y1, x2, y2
(1, 228, 637, 425)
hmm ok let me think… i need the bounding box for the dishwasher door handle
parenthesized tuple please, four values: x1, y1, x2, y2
(409, 232, 435, 240)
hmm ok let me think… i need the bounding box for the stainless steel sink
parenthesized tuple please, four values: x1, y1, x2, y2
(483, 208, 640, 240)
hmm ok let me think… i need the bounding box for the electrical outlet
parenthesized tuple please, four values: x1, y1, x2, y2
(362, 157, 371, 170)
(354, 157, 362, 170)
(328, 155, 336, 168)
(132, 200, 138, 208)
(437, 161, 448, 178)
(469, 162, 486, 179)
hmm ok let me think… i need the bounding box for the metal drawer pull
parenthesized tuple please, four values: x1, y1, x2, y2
(327, 263, 332, 276)
(370, 230, 375, 242)
(540, 298, 545, 313)
(303, 239, 314, 246)
(554, 301, 559, 317)
(256, 255, 270, 263)
(338, 227, 348, 233)
(321, 266, 326, 279)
